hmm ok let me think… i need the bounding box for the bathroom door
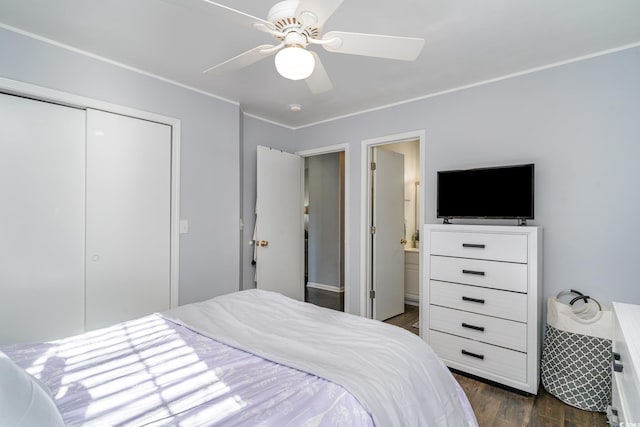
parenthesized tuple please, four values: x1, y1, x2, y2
(371, 147, 405, 321)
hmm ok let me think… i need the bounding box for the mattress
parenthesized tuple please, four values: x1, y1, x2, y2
(2, 289, 477, 426)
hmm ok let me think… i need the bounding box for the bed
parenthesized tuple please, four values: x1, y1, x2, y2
(1, 289, 477, 426)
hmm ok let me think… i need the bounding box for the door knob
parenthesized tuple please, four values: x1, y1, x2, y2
(401, 239, 407, 245)
(260, 240, 269, 247)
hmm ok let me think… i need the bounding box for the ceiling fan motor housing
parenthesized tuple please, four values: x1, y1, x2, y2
(267, 0, 319, 42)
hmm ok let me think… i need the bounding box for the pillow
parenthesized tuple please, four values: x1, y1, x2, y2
(0, 351, 65, 427)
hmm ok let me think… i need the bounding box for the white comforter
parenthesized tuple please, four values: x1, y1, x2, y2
(163, 289, 477, 427)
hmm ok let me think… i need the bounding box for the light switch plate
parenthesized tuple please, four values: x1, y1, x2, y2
(179, 220, 189, 234)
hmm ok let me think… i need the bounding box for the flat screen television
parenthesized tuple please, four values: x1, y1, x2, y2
(437, 164, 534, 220)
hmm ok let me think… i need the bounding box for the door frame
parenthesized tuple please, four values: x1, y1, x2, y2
(0, 76, 182, 308)
(296, 143, 350, 312)
(360, 130, 426, 319)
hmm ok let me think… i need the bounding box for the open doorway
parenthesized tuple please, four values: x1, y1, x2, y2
(298, 145, 348, 312)
(361, 131, 425, 327)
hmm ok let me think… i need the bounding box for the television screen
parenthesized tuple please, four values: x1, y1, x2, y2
(437, 164, 534, 219)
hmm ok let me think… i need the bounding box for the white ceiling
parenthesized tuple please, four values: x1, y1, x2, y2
(1, 0, 639, 128)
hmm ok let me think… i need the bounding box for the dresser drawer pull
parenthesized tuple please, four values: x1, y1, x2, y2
(607, 406, 620, 426)
(462, 296, 485, 304)
(462, 269, 485, 276)
(613, 362, 623, 373)
(461, 349, 485, 360)
(613, 352, 621, 361)
(462, 322, 485, 332)
(462, 243, 485, 249)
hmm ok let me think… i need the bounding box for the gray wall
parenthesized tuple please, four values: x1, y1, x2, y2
(243, 46, 640, 313)
(5, 25, 638, 312)
(0, 28, 242, 305)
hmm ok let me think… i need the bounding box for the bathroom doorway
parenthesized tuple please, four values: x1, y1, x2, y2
(361, 131, 424, 324)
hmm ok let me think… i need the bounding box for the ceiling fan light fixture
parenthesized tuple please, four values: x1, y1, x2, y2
(275, 46, 315, 80)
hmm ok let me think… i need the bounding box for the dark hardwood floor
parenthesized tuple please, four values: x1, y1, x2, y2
(384, 305, 608, 427)
(455, 372, 607, 427)
(384, 303, 420, 334)
(305, 286, 344, 311)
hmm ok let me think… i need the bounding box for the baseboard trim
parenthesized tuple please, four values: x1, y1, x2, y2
(405, 293, 419, 306)
(307, 282, 345, 293)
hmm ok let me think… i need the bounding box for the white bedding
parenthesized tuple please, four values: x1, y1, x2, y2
(163, 289, 477, 427)
(3, 314, 374, 426)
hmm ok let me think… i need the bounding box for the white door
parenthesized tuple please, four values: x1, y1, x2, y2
(0, 93, 85, 344)
(372, 148, 405, 321)
(85, 109, 172, 330)
(255, 146, 304, 301)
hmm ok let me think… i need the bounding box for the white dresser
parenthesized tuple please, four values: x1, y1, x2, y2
(422, 224, 542, 393)
(610, 302, 640, 426)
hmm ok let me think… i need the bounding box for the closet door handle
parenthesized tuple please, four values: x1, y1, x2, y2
(462, 323, 485, 332)
(462, 269, 485, 276)
(462, 296, 485, 304)
(462, 243, 485, 249)
(461, 349, 485, 360)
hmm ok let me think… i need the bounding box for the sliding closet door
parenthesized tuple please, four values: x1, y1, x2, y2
(0, 93, 85, 344)
(85, 109, 171, 330)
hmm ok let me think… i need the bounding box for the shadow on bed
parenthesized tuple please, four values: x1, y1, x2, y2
(3, 314, 372, 426)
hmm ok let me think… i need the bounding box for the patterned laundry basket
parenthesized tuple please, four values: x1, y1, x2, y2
(541, 290, 612, 412)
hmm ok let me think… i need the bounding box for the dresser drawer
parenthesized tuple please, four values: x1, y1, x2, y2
(430, 280, 527, 322)
(429, 330, 527, 383)
(612, 303, 640, 423)
(430, 231, 527, 263)
(429, 305, 527, 352)
(612, 370, 627, 425)
(430, 255, 528, 293)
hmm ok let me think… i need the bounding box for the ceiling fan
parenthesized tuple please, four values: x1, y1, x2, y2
(180, 0, 425, 94)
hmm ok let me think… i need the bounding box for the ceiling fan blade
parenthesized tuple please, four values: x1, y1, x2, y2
(162, 0, 275, 31)
(296, 0, 344, 28)
(305, 52, 333, 94)
(203, 45, 278, 74)
(322, 31, 425, 61)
